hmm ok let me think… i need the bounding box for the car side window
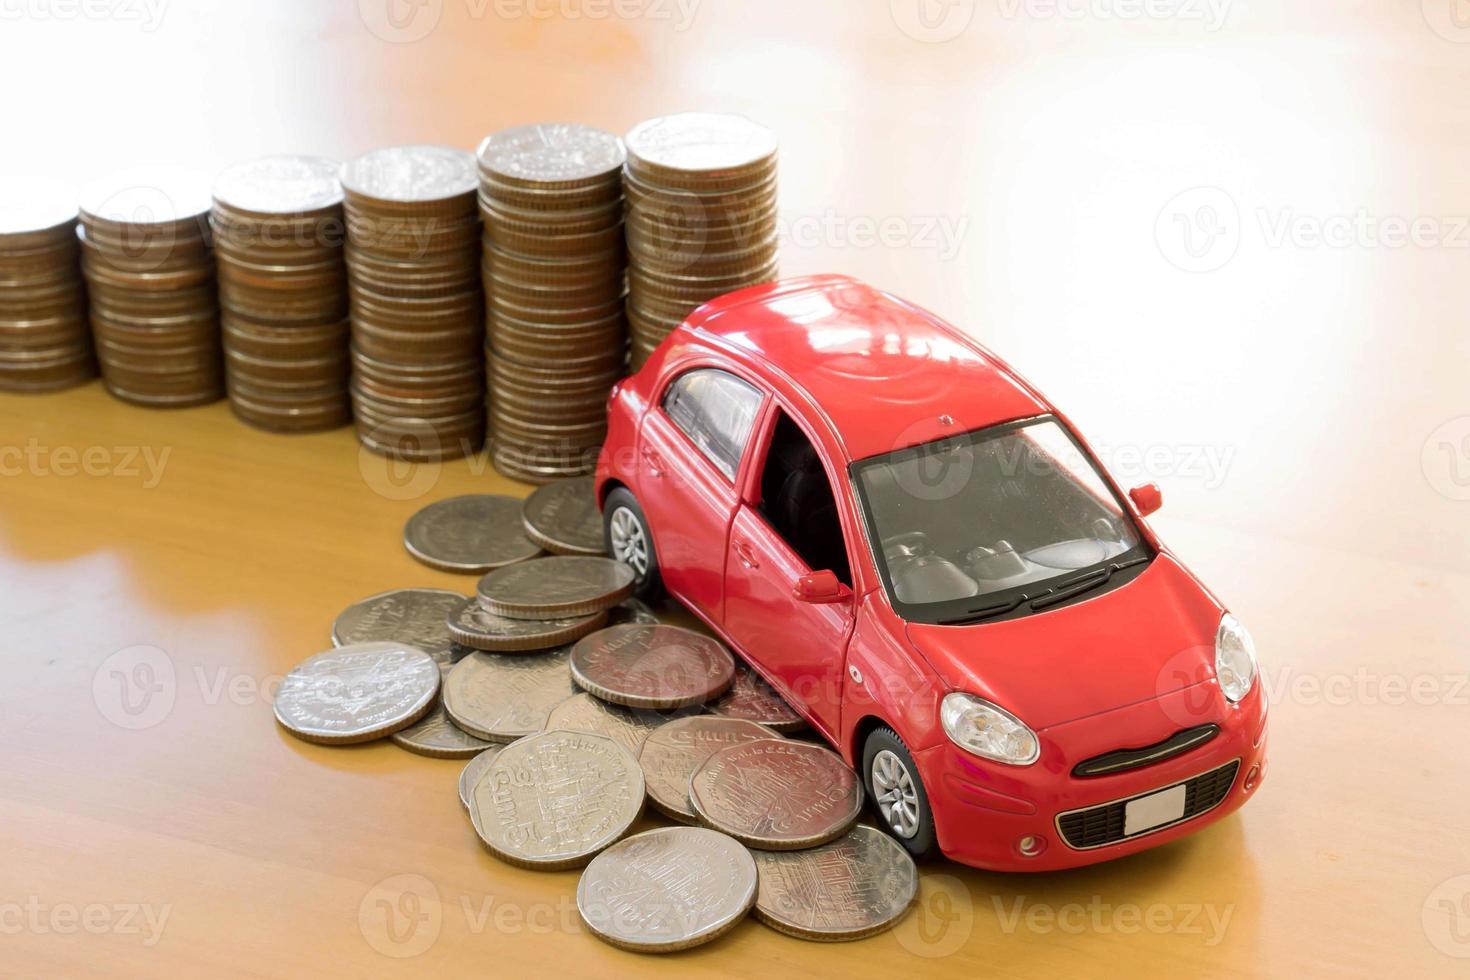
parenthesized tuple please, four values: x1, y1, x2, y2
(661, 368, 763, 481)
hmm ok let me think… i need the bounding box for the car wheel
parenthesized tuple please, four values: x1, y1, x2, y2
(603, 487, 663, 601)
(863, 727, 938, 859)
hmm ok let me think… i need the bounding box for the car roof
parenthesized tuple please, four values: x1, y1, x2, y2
(681, 274, 1049, 463)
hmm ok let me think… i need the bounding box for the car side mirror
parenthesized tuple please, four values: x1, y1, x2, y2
(1129, 482, 1163, 517)
(794, 570, 851, 604)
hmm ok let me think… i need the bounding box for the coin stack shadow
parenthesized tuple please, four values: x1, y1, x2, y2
(0, 179, 95, 392)
(79, 168, 223, 408)
(342, 146, 484, 461)
(212, 156, 351, 433)
(477, 124, 628, 485)
(623, 112, 780, 370)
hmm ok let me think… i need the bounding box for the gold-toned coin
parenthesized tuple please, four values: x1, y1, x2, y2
(475, 556, 634, 620)
(689, 739, 863, 850)
(577, 827, 757, 953)
(402, 494, 541, 573)
(709, 661, 805, 733)
(638, 716, 779, 823)
(570, 624, 735, 710)
(445, 596, 606, 652)
(468, 730, 644, 870)
(750, 825, 918, 942)
(542, 691, 668, 757)
(442, 648, 576, 742)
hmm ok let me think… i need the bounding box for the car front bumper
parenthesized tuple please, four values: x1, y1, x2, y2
(915, 680, 1269, 872)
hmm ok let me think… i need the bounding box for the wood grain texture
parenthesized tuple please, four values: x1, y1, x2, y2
(2, 1, 1468, 975)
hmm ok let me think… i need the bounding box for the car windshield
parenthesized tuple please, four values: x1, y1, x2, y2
(851, 417, 1148, 623)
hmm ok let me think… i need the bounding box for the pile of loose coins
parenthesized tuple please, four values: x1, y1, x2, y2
(342, 145, 484, 461)
(79, 167, 223, 407)
(477, 124, 628, 483)
(274, 478, 916, 954)
(623, 112, 781, 369)
(211, 155, 351, 432)
(0, 177, 94, 392)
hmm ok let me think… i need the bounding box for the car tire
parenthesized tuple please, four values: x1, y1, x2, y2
(603, 487, 664, 601)
(862, 727, 939, 859)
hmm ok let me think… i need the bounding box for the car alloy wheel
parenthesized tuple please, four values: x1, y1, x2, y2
(872, 748, 922, 839)
(608, 506, 649, 578)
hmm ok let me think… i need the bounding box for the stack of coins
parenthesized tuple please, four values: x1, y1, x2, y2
(478, 124, 628, 484)
(341, 146, 483, 461)
(79, 167, 222, 408)
(0, 177, 94, 392)
(623, 113, 780, 369)
(211, 155, 350, 432)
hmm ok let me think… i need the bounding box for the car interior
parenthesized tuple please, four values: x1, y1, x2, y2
(855, 421, 1140, 606)
(756, 410, 853, 586)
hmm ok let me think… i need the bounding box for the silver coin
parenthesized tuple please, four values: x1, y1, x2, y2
(213, 155, 343, 216)
(570, 624, 735, 710)
(477, 123, 625, 185)
(750, 825, 917, 941)
(274, 641, 439, 744)
(442, 648, 576, 742)
(475, 556, 635, 620)
(445, 596, 606, 652)
(577, 827, 757, 953)
(390, 675, 495, 759)
(709, 661, 805, 732)
(0, 176, 77, 236)
(331, 587, 473, 665)
(639, 716, 778, 823)
(520, 476, 605, 556)
(625, 112, 777, 174)
(607, 598, 660, 626)
(340, 145, 478, 204)
(542, 691, 668, 757)
(689, 739, 863, 850)
(468, 730, 644, 870)
(403, 495, 541, 573)
(79, 165, 214, 225)
(458, 744, 505, 813)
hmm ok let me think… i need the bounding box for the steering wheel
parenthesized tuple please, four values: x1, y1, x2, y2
(882, 531, 932, 563)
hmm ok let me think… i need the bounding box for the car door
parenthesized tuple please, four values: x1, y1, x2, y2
(722, 406, 856, 740)
(637, 365, 766, 623)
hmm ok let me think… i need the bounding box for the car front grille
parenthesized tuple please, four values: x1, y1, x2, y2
(1055, 759, 1240, 850)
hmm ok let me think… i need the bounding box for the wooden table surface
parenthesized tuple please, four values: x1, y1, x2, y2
(2, 2, 1468, 976)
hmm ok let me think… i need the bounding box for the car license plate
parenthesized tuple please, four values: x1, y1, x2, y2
(1124, 783, 1187, 836)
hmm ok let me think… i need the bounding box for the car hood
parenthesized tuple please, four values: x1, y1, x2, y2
(903, 553, 1222, 731)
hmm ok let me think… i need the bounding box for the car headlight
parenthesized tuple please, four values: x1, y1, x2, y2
(1215, 613, 1258, 703)
(939, 693, 1040, 765)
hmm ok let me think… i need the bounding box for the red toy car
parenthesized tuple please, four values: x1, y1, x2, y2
(595, 274, 1268, 871)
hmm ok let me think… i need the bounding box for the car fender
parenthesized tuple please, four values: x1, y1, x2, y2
(839, 591, 948, 765)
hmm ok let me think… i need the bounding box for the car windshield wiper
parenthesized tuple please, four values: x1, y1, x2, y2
(938, 596, 1024, 625)
(935, 555, 1151, 624)
(1028, 556, 1150, 610)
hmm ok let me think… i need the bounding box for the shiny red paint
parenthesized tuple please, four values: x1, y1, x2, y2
(596, 274, 1268, 871)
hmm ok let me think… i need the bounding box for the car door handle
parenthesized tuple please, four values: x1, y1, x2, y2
(734, 541, 760, 570)
(640, 447, 665, 478)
